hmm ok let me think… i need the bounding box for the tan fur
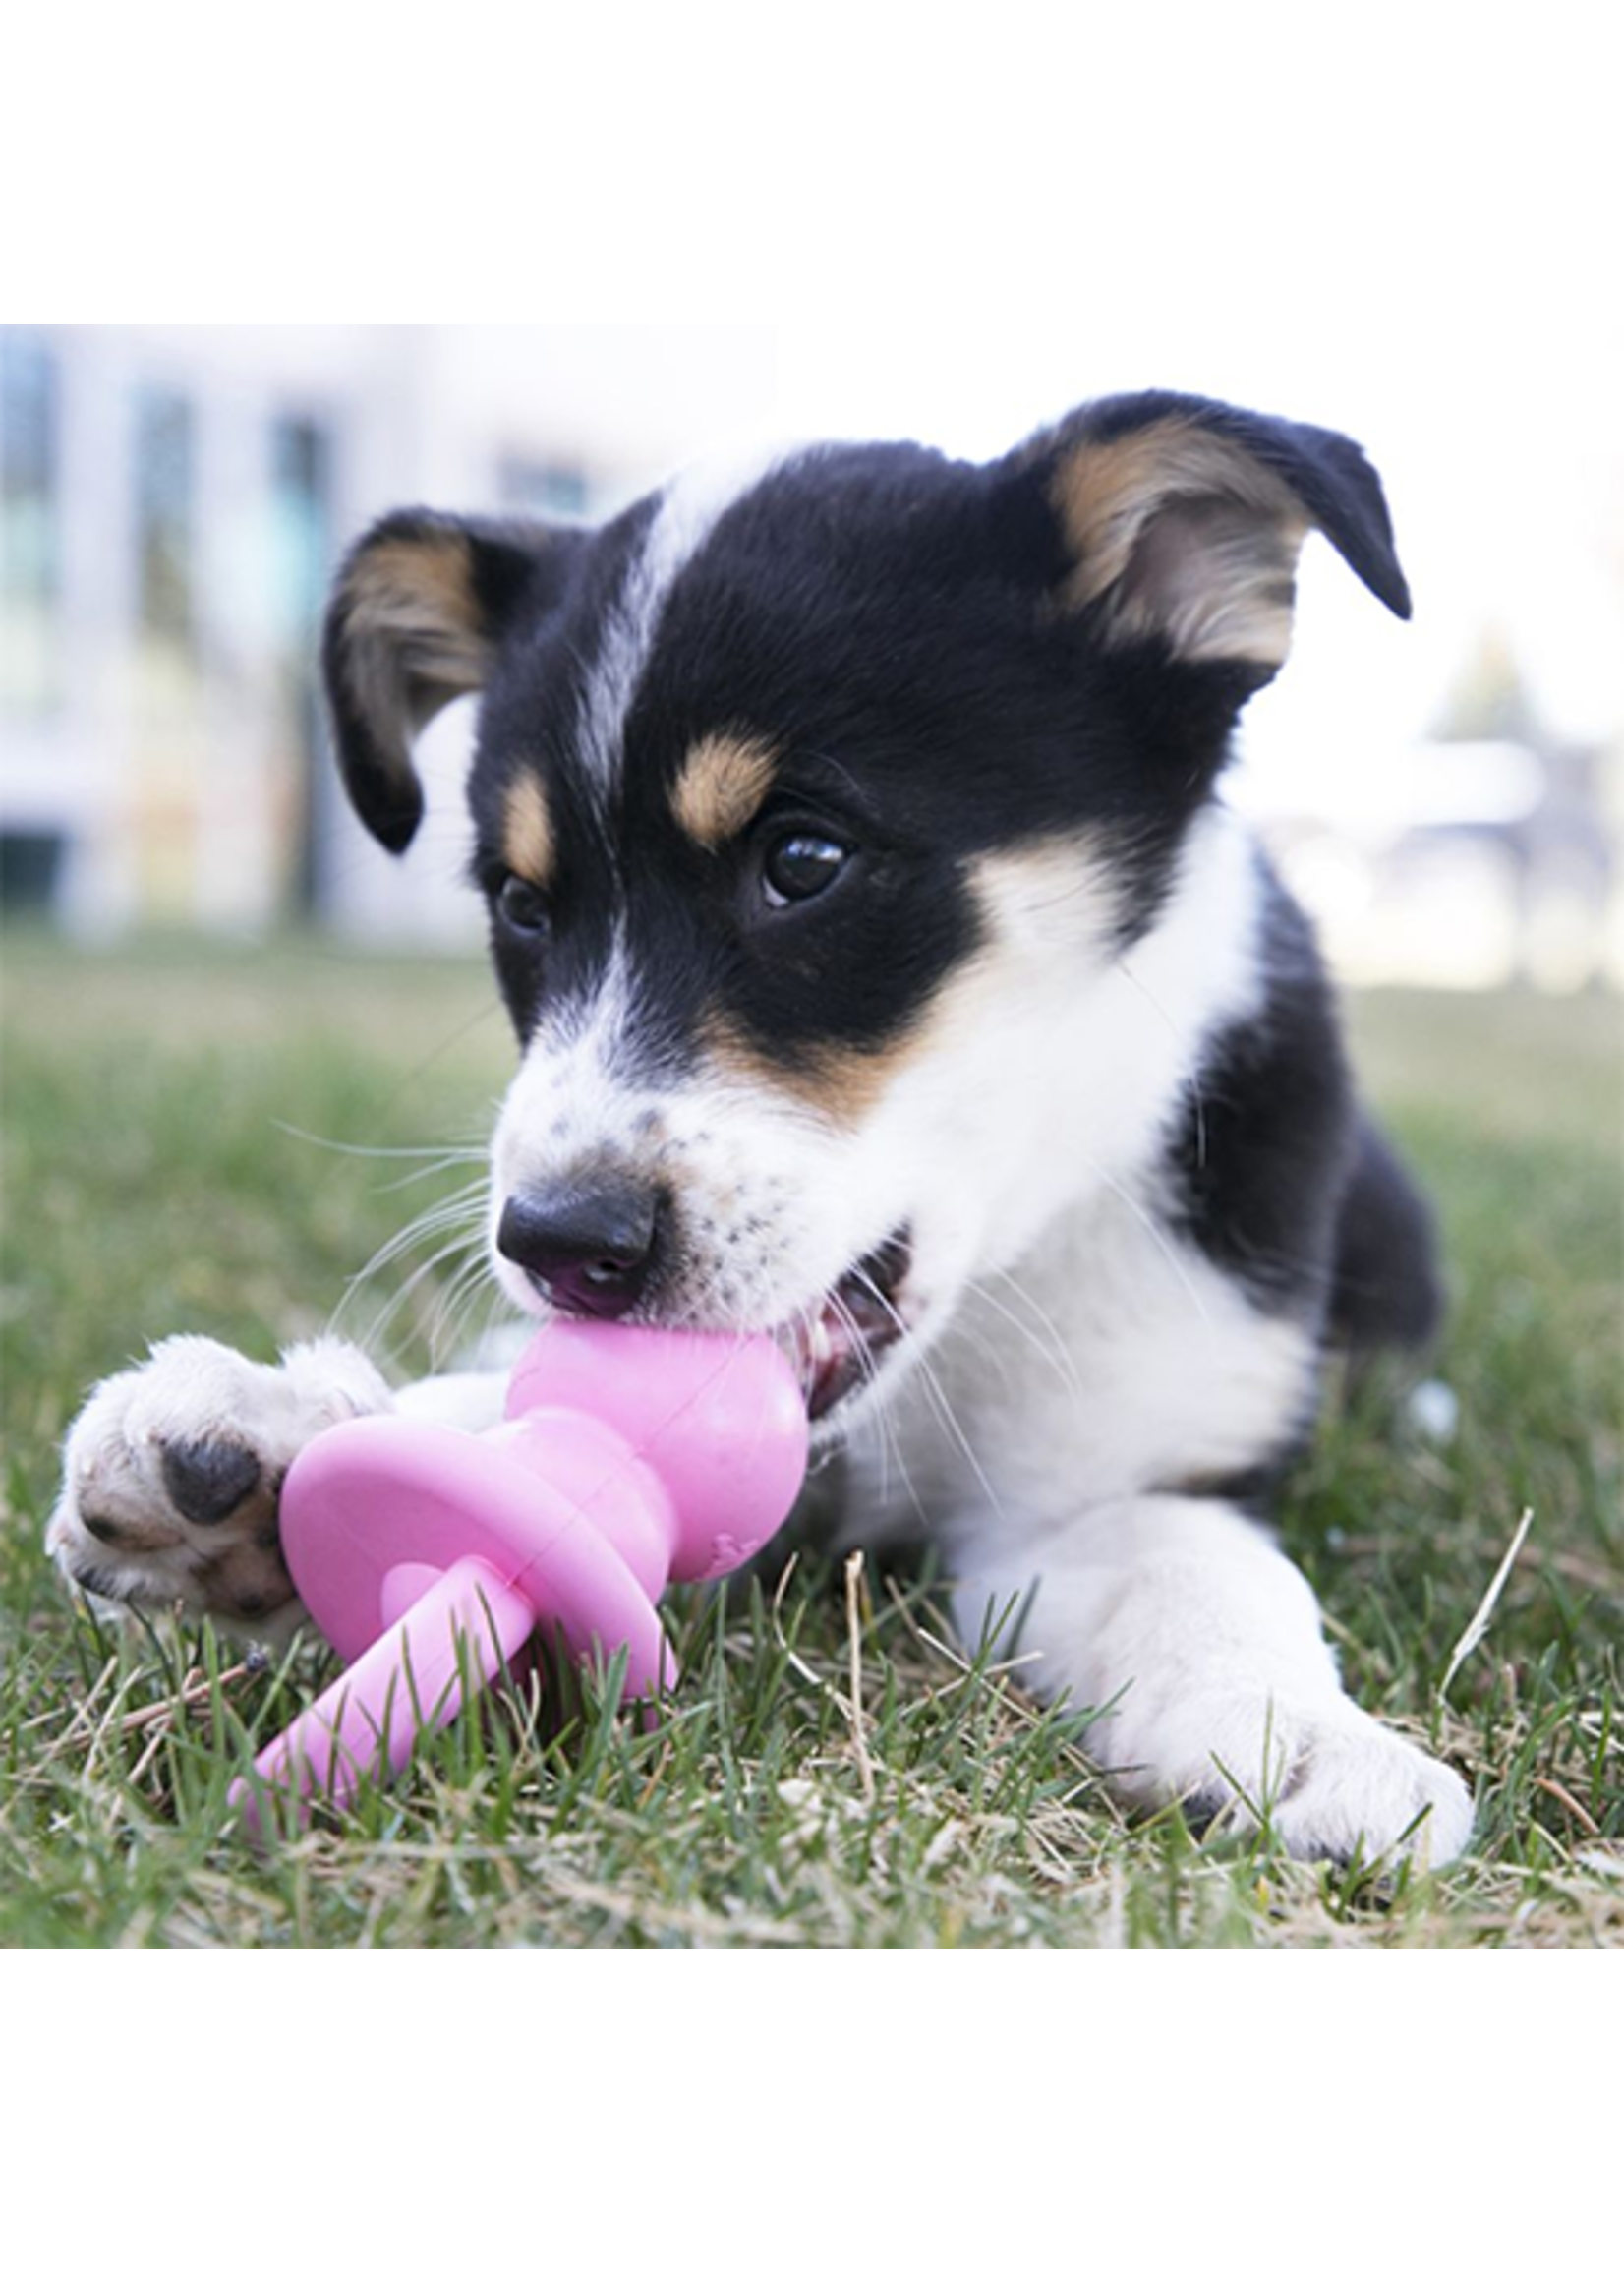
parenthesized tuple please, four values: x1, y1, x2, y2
(343, 531, 492, 745)
(671, 733, 778, 849)
(347, 533, 487, 664)
(882, 838, 1124, 1084)
(1049, 421, 1308, 668)
(702, 1013, 897, 1126)
(501, 775, 555, 886)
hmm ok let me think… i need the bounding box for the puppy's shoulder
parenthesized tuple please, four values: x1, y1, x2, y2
(1157, 819, 1358, 1321)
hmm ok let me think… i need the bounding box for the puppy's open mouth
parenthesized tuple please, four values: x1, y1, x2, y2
(794, 1228, 913, 1422)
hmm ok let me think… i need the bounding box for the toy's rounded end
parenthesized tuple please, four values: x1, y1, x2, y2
(506, 1323, 809, 1580)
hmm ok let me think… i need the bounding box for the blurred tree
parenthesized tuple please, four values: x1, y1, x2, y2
(1433, 623, 1545, 745)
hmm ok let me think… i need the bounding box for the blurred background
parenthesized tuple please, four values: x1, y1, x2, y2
(2, 320, 1620, 990)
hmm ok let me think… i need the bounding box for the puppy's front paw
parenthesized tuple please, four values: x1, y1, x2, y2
(1256, 1706, 1474, 1868)
(1175, 1694, 1473, 1868)
(47, 1336, 392, 1633)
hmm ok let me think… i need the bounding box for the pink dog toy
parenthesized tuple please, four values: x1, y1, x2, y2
(231, 1322, 808, 1835)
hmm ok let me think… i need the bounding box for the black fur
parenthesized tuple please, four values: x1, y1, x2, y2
(1166, 860, 1441, 1354)
(323, 390, 1440, 1377)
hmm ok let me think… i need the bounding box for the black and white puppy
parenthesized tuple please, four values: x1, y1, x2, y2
(48, 390, 1473, 1864)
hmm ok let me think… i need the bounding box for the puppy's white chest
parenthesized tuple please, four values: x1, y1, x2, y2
(841, 1192, 1319, 1544)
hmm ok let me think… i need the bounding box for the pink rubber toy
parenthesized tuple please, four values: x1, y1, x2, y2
(230, 1322, 808, 1835)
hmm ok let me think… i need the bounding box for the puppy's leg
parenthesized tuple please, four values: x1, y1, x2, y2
(953, 1494, 1473, 1866)
(47, 1336, 507, 1635)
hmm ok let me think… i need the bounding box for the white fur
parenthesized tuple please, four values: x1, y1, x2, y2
(947, 1492, 1474, 1864)
(46, 1336, 393, 1637)
(574, 446, 784, 806)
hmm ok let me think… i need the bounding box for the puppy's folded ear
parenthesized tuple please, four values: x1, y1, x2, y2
(1005, 391, 1410, 683)
(321, 510, 580, 851)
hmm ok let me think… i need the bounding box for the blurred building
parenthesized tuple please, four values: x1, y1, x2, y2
(4, 326, 1618, 988)
(1247, 626, 1623, 994)
(0, 324, 778, 939)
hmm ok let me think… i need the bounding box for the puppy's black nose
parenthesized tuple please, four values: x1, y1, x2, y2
(496, 1177, 664, 1320)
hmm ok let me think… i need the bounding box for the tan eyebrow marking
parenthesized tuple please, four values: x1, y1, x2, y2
(699, 837, 1120, 1129)
(670, 732, 778, 849)
(501, 775, 555, 885)
(702, 1013, 899, 1128)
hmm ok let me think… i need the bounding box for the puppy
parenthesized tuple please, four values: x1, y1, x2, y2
(48, 389, 1473, 1864)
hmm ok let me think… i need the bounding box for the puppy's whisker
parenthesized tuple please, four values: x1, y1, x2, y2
(347, 1179, 491, 1244)
(1078, 1151, 1214, 1330)
(966, 1273, 1082, 1397)
(371, 1155, 498, 1197)
(271, 1125, 487, 1159)
(823, 1282, 909, 1509)
(329, 1201, 493, 1336)
(844, 1266, 1008, 1524)
(1113, 956, 1210, 1174)
(907, 1348, 1009, 1524)
(344, 1219, 492, 1362)
(273, 1124, 489, 1170)
(373, 1227, 490, 1323)
(825, 1285, 889, 1404)
(424, 1247, 507, 1367)
(278, 1131, 496, 1304)
(790, 1297, 823, 1408)
(823, 1283, 905, 1502)
(829, 1283, 922, 1519)
(345, 1183, 492, 1265)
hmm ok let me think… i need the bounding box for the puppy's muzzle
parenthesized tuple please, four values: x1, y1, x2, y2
(497, 1174, 665, 1320)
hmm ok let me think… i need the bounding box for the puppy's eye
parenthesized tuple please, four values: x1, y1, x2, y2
(762, 833, 850, 907)
(496, 875, 549, 934)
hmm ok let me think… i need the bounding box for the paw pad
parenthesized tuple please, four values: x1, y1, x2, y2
(158, 1437, 263, 1527)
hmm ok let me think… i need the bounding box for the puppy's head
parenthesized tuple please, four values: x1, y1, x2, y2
(322, 393, 1408, 1433)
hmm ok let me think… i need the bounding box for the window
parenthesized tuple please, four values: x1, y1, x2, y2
(269, 412, 335, 913)
(133, 385, 195, 658)
(497, 455, 591, 521)
(0, 326, 62, 716)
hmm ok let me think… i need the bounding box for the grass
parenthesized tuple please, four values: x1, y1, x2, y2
(2, 931, 1619, 1947)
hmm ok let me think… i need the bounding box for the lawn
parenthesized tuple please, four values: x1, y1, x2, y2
(2, 933, 1619, 1947)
